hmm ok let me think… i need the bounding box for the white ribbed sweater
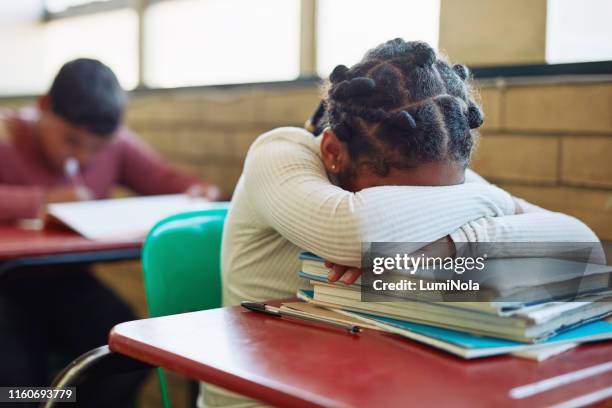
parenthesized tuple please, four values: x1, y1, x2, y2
(221, 127, 599, 306)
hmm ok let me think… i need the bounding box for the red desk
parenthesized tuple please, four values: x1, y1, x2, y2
(109, 302, 612, 408)
(0, 224, 142, 275)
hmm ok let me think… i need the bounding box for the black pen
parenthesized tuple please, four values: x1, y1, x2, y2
(241, 301, 361, 333)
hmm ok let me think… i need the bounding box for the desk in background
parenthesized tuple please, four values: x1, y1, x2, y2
(0, 224, 142, 275)
(109, 300, 612, 408)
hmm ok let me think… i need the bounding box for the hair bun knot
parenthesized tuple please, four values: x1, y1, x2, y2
(332, 77, 376, 101)
(391, 110, 417, 130)
(452, 64, 469, 81)
(467, 104, 484, 129)
(330, 64, 349, 83)
(412, 42, 436, 67)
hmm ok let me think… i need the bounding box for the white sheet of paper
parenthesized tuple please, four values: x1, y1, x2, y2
(512, 342, 577, 361)
(47, 194, 222, 240)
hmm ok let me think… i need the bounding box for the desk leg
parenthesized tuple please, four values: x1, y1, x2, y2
(42, 345, 153, 408)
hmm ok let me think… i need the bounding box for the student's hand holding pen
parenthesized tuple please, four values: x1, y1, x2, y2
(39, 185, 94, 225)
(45, 185, 93, 203)
(44, 157, 94, 204)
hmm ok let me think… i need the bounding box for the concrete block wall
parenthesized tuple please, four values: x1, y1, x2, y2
(1, 80, 610, 240)
(124, 86, 321, 197)
(473, 82, 612, 240)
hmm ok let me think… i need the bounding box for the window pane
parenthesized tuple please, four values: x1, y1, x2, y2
(0, 8, 137, 95)
(0, 2, 44, 95)
(317, 0, 440, 77)
(43, 9, 139, 90)
(0, 24, 44, 95)
(145, 0, 301, 88)
(546, 0, 612, 63)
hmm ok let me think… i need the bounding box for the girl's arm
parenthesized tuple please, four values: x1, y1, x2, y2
(453, 170, 604, 262)
(243, 128, 516, 267)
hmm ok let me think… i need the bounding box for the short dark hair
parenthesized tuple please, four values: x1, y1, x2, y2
(324, 38, 484, 177)
(48, 58, 127, 136)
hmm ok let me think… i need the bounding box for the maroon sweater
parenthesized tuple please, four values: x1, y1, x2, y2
(0, 108, 201, 222)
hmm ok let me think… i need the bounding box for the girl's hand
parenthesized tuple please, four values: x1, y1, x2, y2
(323, 236, 455, 285)
(325, 261, 362, 285)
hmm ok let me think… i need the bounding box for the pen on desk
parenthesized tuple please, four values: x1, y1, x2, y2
(241, 301, 361, 333)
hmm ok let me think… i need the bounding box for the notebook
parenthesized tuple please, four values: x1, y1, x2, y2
(47, 194, 226, 240)
(303, 281, 612, 342)
(296, 289, 612, 359)
(299, 252, 612, 310)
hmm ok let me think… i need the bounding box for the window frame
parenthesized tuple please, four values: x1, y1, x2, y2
(31, 0, 612, 92)
(43, 0, 132, 20)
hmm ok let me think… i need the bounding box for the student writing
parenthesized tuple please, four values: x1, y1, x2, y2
(0, 58, 220, 406)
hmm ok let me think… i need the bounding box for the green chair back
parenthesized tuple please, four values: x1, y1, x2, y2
(141, 203, 230, 407)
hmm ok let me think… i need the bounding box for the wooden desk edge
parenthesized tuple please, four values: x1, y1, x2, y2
(0, 239, 143, 261)
(108, 305, 612, 408)
(0, 247, 142, 275)
(108, 326, 338, 408)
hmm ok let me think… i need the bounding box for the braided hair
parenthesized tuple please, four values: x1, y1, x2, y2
(324, 38, 483, 177)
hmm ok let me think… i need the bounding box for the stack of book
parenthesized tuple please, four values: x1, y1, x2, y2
(294, 252, 612, 359)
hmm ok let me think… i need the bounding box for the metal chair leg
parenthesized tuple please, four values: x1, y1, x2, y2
(42, 345, 152, 408)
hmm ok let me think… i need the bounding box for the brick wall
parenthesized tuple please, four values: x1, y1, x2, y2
(1, 80, 610, 241)
(124, 85, 321, 196)
(473, 82, 612, 240)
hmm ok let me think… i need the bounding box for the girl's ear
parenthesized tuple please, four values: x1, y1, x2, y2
(320, 128, 345, 174)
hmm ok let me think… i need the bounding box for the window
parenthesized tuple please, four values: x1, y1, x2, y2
(0, 4, 137, 95)
(546, 0, 612, 64)
(43, 9, 139, 90)
(144, 0, 301, 88)
(316, 0, 441, 78)
(0, 2, 44, 95)
(2, 0, 611, 96)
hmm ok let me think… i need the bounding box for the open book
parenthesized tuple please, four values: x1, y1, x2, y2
(47, 194, 226, 240)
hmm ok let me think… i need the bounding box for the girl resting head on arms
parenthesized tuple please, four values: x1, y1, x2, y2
(313, 38, 488, 284)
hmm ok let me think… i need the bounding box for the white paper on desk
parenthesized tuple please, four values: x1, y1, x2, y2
(512, 342, 577, 361)
(47, 194, 218, 240)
